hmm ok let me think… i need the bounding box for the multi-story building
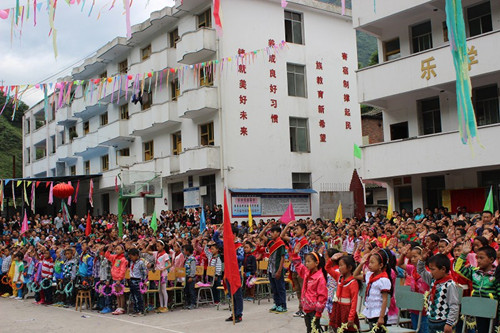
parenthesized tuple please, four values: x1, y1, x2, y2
(354, 0, 500, 213)
(23, 0, 360, 219)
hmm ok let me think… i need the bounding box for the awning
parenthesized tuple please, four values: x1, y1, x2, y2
(229, 188, 317, 194)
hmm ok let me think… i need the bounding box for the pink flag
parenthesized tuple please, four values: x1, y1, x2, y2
(89, 179, 94, 207)
(281, 0, 288, 8)
(279, 201, 296, 224)
(73, 180, 80, 203)
(21, 210, 29, 235)
(48, 181, 54, 204)
(67, 181, 72, 206)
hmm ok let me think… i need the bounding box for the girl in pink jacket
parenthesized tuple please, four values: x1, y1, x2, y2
(105, 244, 128, 315)
(291, 245, 328, 333)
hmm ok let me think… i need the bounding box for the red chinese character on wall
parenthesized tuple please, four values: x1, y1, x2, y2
(342, 52, 348, 60)
(271, 114, 278, 123)
(319, 119, 325, 128)
(270, 84, 277, 94)
(316, 76, 323, 85)
(270, 99, 278, 108)
(316, 61, 323, 70)
(343, 94, 350, 102)
(318, 91, 324, 99)
(343, 80, 349, 89)
(239, 79, 247, 89)
(320, 134, 326, 142)
(318, 105, 325, 114)
(269, 54, 276, 63)
(270, 69, 276, 78)
(240, 111, 248, 120)
(268, 39, 275, 47)
(238, 64, 247, 74)
(343, 66, 349, 75)
(344, 108, 351, 116)
(239, 95, 247, 104)
(345, 121, 352, 130)
(238, 48, 246, 55)
(240, 127, 248, 136)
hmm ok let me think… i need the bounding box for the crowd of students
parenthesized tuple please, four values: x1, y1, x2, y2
(0, 206, 499, 333)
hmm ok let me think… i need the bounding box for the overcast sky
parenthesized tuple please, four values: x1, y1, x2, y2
(0, 0, 175, 107)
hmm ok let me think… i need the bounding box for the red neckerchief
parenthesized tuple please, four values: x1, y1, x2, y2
(156, 250, 166, 266)
(295, 236, 309, 251)
(365, 271, 389, 298)
(336, 275, 355, 298)
(411, 266, 421, 284)
(268, 237, 285, 255)
(429, 274, 452, 303)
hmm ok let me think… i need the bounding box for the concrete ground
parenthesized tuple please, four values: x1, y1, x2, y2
(0, 297, 306, 333)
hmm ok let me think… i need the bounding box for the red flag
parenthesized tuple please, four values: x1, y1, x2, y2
(223, 190, 241, 295)
(36, 181, 41, 188)
(89, 179, 94, 207)
(213, 0, 222, 35)
(85, 212, 92, 236)
(73, 180, 80, 203)
(45, 181, 51, 188)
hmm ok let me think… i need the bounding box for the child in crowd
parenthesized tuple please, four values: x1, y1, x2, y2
(62, 248, 77, 307)
(128, 248, 147, 316)
(242, 241, 256, 301)
(354, 249, 393, 332)
(324, 248, 339, 317)
(9, 252, 25, 300)
(417, 253, 459, 333)
(1, 248, 12, 297)
(97, 246, 112, 314)
(148, 239, 170, 313)
(290, 244, 328, 333)
(455, 243, 499, 333)
(105, 243, 128, 315)
(36, 250, 55, 305)
(183, 244, 197, 310)
(208, 242, 222, 304)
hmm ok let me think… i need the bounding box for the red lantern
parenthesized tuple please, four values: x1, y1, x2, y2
(53, 183, 75, 199)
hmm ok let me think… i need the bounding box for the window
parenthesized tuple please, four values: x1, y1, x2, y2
(101, 155, 109, 172)
(289, 117, 309, 152)
(120, 104, 129, 120)
(100, 112, 108, 126)
(384, 38, 401, 61)
(285, 11, 303, 45)
(390, 122, 409, 140)
(170, 29, 180, 48)
(118, 59, 128, 74)
(70, 165, 76, 176)
(141, 45, 152, 60)
(171, 78, 180, 101)
(25, 118, 31, 134)
(84, 161, 90, 175)
(141, 91, 153, 110)
(292, 173, 311, 189)
(26, 148, 30, 164)
(473, 85, 499, 126)
(144, 141, 154, 161)
(200, 68, 214, 87)
(50, 136, 56, 154)
(172, 132, 182, 155)
(419, 97, 442, 135)
(69, 126, 77, 142)
(60, 131, 65, 145)
(411, 21, 433, 53)
(200, 174, 216, 207)
(197, 9, 211, 28)
(200, 123, 214, 146)
(35, 147, 46, 160)
(51, 105, 56, 122)
(287, 63, 306, 97)
(468, 2, 492, 37)
(442, 22, 449, 42)
(145, 198, 155, 215)
(99, 71, 108, 79)
(83, 121, 90, 134)
(118, 148, 130, 157)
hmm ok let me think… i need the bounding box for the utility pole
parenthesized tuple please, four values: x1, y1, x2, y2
(12, 155, 16, 178)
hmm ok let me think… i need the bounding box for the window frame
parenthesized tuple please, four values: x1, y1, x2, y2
(467, 1, 493, 37)
(172, 131, 182, 155)
(473, 84, 499, 126)
(197, 9, 212, 29)
(70, 165, 76, 176)
(200, 67, 214, 87)
(171, 78, 180, 101)
(169, 29, 180, 48)
(100, 112, 108, 126)
(83, 121, 90, 135)
(289, 117, 310, 153)
(118, 59, 128, 74)
(287, 63, 306, 97)
(284, 10, 304, 45)
(292, 172, 312, 189)
(141, 44, 152, 61)
(84, 160, 90, 175)
(383, 38, 401, 61)
(141, 90, 153, 110)
(120, 104, 129, 120)
(410, 21, 433, 54)
(101, 154, 109, 172)
(200, 123, 214, 146)
(144, 140, 154, 161)
(418, 97, 442, 135)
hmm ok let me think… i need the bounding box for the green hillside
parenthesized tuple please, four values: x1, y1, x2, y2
(357, 30, 378, 68)
(0, 94, 27, 179)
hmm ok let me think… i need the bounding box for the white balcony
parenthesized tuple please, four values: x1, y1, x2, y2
(177, 86, 218, 119)
(179, 146, 220, 175)
(353, 0, 436, 33)
(99, 168, 121, 189)
(98, 120, 134, 150)
(31, 127, 48, 148)
(72, 130, 109, 159)
(56, 106, 77, 127)
(154, 155, 180, 176)
(129, 101, 180, 136)
(130, 50, 168, 78)
(117, 155, 137, 167)
(176, 28, 216, 65)
(31, 157, 48, 176)
(56, 143, 77, 163)
(361, 123, 500, 180)
(357, 30, 500, 106)
(72, 56, 107, 80)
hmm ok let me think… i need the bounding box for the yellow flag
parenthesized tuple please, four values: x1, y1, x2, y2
(335, 201, 343, 223)
(16, 180, 22, 187)
(387, 196, 393, 220)
(248, 204, 253, 232)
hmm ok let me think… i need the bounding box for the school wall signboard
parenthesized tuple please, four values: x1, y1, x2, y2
(230, 188, 316, 218)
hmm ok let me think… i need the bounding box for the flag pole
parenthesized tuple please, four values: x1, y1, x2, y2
(231, 292, 235, 325)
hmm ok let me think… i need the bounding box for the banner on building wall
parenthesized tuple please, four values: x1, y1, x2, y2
(232, 196, 261, 217)
(183, 187, 200, 208)
(231, 194, 311, 217)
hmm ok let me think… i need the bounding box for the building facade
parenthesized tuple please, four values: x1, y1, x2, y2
(23, 0, 360, 220)
(354, 0, 500, 213)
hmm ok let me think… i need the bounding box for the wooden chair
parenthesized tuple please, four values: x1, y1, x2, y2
(253, 261, 271, 305)
(196, 266, 215, 307)
(459, 297, 498, 333)
(145, 270, 161, 309)
(75, 289, 92, 312)
(166, 269, 184, 309)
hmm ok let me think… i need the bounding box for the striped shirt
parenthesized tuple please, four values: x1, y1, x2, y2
(209, 255, 222, 276)
(41, 258, 55, 279)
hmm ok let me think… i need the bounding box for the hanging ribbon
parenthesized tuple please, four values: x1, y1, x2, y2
(89, 178, 94, 207)
(123, 0, 131, 38)
(12, 181, 16, 209)
(73, 180, 80, 203)
(48, 181, 54, 204)
(67, 181, 72, 206)
(23, 181, 28, 204)
(0, 180, 4, 212)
